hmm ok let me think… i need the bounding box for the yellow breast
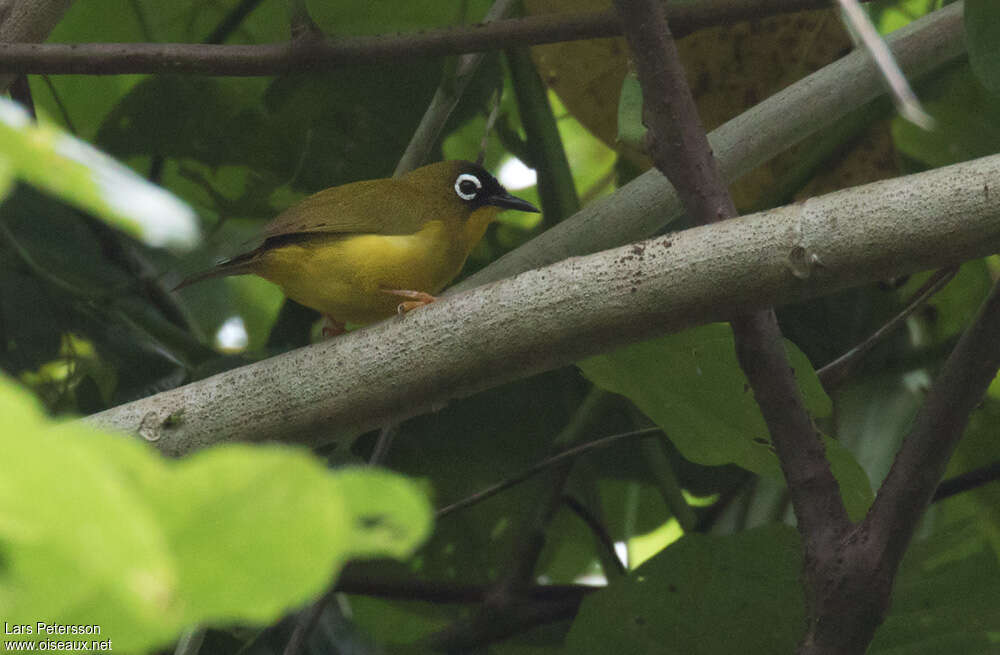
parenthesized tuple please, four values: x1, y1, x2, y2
(255, 219, 471, 325)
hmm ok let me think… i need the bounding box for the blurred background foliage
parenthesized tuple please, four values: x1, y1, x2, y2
(3, 0, 1000, 653)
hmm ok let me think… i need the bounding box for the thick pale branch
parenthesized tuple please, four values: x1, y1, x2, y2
(0, 0, 872, 76)
(85, 154, 1000, 455)
(456, 2, 964, 292)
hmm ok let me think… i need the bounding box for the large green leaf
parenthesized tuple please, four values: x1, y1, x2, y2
(578, 324, 873, 519)
(0, 376, 431, 653)
(564, 525, 806, 654)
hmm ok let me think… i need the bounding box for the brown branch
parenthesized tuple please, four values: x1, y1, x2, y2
(616, 3, 1000, 651)
(435, 427, 660, 518)
(334, 569, 593, 604)
(611, 0, 849, 542)
(728, 312, 851, 547)
(866, 276, 1000, 585)
(560, 494, 627, 576)
(796, 278, 1000, 654)
(933, 459, 1000, 503)
(612, 1, 870, 652)
(0, 0, 867, 76)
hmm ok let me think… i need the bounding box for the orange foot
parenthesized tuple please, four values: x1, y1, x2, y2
(382, 289, 437, 314)
(322, 315, 346, 338)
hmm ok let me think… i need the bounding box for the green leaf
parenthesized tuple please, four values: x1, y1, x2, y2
(966, 0, 1000, 96)
(578, 324, 872, 519)
(579, 325, 829, 473)
(0, 376, 432, 653)
(564, 525, 806, 654)
(0, 99, 198, 251)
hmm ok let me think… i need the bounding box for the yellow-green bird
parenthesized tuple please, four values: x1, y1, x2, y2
(176, 160, 539, 335)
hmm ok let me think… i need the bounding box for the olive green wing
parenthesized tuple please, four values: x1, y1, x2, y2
(261, 178, 439, 239)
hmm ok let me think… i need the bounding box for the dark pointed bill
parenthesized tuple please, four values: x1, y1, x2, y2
(487, 190, 540, 213)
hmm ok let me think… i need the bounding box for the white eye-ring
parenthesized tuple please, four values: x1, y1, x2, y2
(454, 173, 483, 201)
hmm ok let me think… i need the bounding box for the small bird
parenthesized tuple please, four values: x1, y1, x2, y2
(176, 160, 539, 335)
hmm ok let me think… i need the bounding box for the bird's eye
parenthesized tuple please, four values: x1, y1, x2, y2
(454, 173, 483, 201)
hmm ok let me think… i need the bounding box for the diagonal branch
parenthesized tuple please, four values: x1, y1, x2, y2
(817, 267, 958, 389)
(866, 276, 1000, 579)
(798, 277, 1000, 654)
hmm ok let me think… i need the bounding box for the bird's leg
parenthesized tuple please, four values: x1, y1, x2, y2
(322, 315, 346, 338)
(382, 289, 437, 314)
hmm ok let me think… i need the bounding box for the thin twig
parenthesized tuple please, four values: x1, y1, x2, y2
(206, 0, 266, 44)
(493, 389, 617, 596)
(0, 0, 875, 76)
(436, 427, 661, 518)
(817, 266, 958, 389)
(334, 567, 595, 602)
(561, 494, 627, 576)
(429, 389, 616, 650)
(39, 75, 77, 134)
(932, 460, 1000, 503)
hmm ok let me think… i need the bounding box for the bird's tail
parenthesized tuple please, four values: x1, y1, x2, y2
(172, 252, 258, 292)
